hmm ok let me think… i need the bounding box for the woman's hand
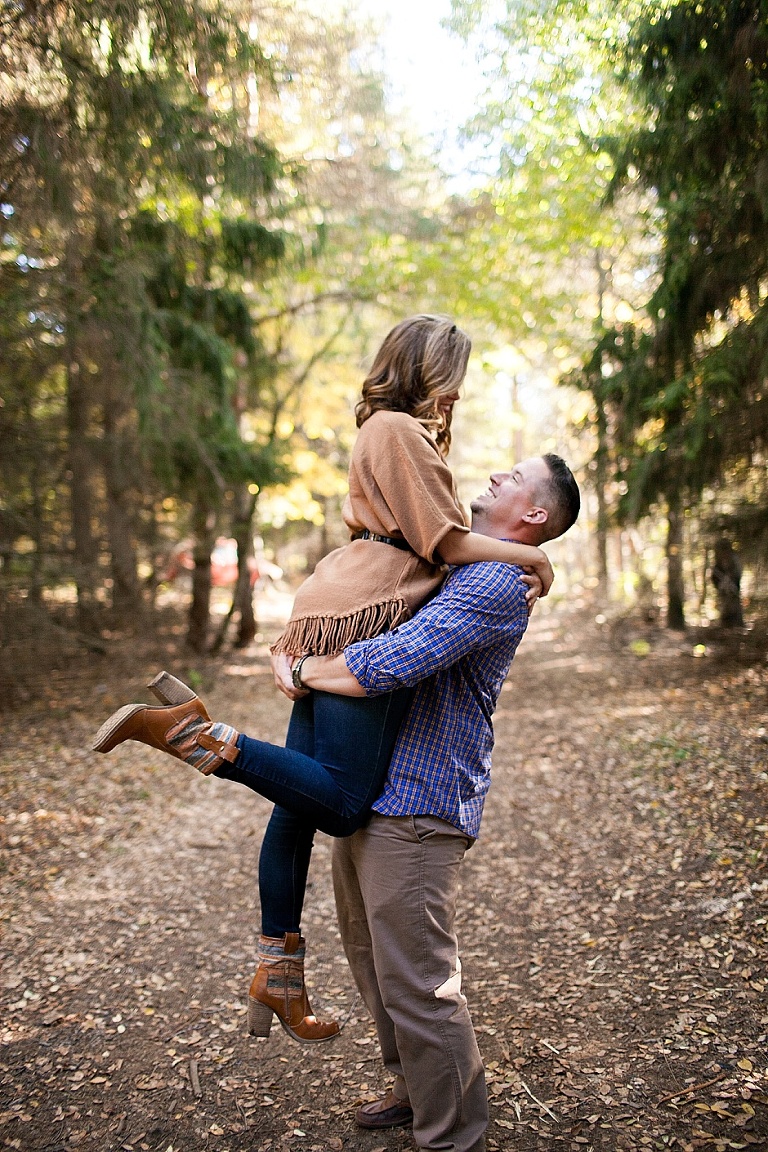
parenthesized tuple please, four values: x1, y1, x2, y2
(520, 569, 544, 614)
(530, 549, 554, 596)
(271, 652, 309, 701)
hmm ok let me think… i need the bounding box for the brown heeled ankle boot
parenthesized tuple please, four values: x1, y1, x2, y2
(248, 932, 340, 1044)
(147, 671, 210, 718)
(92, 694, 239, 776)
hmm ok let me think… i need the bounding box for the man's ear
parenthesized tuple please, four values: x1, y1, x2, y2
(523, 506, 548, 526)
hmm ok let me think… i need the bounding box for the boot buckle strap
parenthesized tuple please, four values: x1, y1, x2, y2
(197, 732, 240, 762)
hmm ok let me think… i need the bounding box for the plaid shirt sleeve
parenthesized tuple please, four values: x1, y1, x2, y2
(344, 561, 528, 693)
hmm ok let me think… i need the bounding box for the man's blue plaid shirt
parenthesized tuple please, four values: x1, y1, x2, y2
(344, 560, 529, 839)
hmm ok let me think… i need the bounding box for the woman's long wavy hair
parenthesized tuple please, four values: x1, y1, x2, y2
(355, 315, 471, 457)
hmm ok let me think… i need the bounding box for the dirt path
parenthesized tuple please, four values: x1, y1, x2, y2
(1, 602, 766, 1152)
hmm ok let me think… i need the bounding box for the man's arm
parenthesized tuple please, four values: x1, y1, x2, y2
(272, 651, 365, 699)
(272, 562, 527, 700)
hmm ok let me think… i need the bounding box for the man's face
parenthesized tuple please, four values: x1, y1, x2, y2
(469, 456, 551, 540)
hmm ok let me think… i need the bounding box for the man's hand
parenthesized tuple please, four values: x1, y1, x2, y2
(271, 651, 309, 701)
(271, 650, 368, 699)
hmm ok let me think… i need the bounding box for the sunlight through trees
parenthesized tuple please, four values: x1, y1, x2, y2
(1, 0, 764, 676)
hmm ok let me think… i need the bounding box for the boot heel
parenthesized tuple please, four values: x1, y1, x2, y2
(247, 996, 274, 1038)
(148, 671, 199, 707)
(93, 704, 145, 753)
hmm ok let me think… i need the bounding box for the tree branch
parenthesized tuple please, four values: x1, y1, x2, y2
(253, 289, 372, 327)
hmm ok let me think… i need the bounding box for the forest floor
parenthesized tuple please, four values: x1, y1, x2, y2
(1, 590, 767, 1152)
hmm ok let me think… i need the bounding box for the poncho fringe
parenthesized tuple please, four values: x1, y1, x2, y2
(271, 597, 412, 657)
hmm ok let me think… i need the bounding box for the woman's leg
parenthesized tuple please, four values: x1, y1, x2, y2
(256, 688, 412, 934)
(216, 688, 413, 837)
(258, 694, 317, 937)
(248, 690, 411, 1043)
(258, 806, 315, 935)
(93, 683, 412, 1043)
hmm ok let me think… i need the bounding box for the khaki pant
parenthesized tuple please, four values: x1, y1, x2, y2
(332, 814, 487, 1152)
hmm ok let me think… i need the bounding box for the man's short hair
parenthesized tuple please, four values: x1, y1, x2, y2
(538, 454, 580, 540)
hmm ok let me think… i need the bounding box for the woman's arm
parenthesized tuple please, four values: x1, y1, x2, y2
(439, 528, 554, 595)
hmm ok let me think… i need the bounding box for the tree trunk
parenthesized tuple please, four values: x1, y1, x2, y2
(25, 398, 45, 606)
(593, 250, 610, 595)
(66, 361, 100, 631)
(63, 224, 100, 632)
(711, 537, 744, 627)
(211, 489, 258, 654)
(103, 400, 143, 619)
(105, 489, 142, 619)
(233, 489, 258, 648)
(595, 394, 609, 593)
(188, 498, 215, 653)
(666, 492, 686, 630)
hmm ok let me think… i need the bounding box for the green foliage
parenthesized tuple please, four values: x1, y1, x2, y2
(454, 0, 766, 612)
(220, 220, 286, 277)
(579, 0, 768, 546)
(446, 0, 652, 354)
(0, 0, 292, 619)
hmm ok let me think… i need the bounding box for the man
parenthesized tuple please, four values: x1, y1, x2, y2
(273, 454, 580, 1152)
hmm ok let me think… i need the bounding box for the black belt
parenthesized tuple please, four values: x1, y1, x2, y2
(352, 530, 412, 552)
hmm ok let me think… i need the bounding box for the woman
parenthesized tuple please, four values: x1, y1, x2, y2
(94, 316, 553, 1042)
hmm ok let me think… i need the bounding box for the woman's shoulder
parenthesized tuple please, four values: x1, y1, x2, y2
(359, 409, 435, 446)
(365, 408, 422, 429)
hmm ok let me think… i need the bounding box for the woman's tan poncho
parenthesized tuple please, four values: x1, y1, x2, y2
(272, 409, 470, 656)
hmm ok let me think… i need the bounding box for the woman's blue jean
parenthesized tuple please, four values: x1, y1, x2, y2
(215, 688, 413, 937)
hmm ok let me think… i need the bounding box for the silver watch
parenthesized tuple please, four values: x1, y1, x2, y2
(291, 654, 311, 690)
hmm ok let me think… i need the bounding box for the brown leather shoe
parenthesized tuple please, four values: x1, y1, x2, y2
(247, 932, 340, 1044)
(92, 696, 239, 775)
(356, 1089, 413, 1130)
